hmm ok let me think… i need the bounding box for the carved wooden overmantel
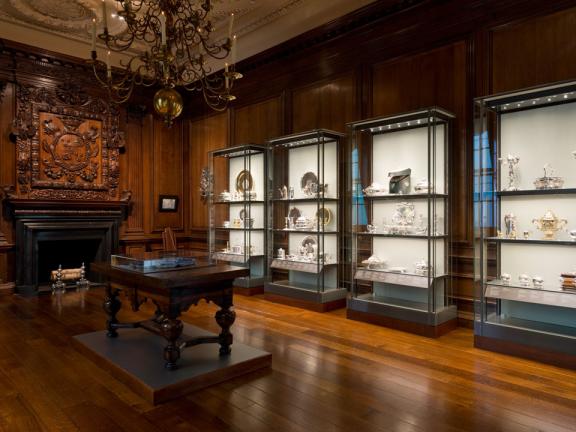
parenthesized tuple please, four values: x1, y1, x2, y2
(13, 80, 124, 201)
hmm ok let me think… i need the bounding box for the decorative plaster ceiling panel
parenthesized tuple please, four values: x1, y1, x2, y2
(0, 0, 378, 68)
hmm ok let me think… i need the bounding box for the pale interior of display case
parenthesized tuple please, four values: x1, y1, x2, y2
(371, 125, 445, 194)
(274, 140, 339, 262)
(225, 153, 265, 255)
(488, 100, 576, 329)
(371, 200, 445, 236)
(500, 103, 576, 190)
(363, 124, 446, 272)
(288, 140, 338, 200)
(370, 237, 445, 275)
(282, 201, 338, 232)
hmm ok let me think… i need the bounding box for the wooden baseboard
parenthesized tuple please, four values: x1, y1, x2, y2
(346, 308, 457, 338)
(0, 282, 15, 296)
(234, 285, 264, 296)
(264, 293, 346, 312)
(474, 335, 576, 370)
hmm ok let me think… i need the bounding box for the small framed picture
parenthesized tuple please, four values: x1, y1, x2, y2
(158, 195, 179, 212)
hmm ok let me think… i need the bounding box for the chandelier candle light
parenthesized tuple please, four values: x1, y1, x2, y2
(89, 0, 242, 126)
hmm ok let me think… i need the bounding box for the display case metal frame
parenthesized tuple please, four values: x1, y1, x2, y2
(208, 144, 268, 295)
(265, 129, 347, 312)
(474, 80, 576, 369)
(347, 107, 457, 337)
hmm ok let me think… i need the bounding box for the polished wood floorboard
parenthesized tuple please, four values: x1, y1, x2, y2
(0, 288, 575, 431)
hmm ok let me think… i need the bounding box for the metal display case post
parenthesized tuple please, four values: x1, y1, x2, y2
(265, 129, 347, 312)
(474, 81, 576, 369)
(208, 144, 268, 295)
(346, 108, 457, 337)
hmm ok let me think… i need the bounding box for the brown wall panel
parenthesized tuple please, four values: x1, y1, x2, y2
(188, 113, 229, 229)
(0, 82, 15, 287)
(292, 73, 358, 133)
(372, 42, 469, 244)
(152, 118, 184, 232)
(234, 96, 283, 144)
(121, 118, 145, 235)
(491, 7, 576, 94)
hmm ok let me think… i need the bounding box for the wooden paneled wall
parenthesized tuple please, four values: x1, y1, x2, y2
(185, 1, 576, 321)
(2, 1, 576, 316)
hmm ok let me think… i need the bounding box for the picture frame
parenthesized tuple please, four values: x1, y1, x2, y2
(158, 195, 179, 212)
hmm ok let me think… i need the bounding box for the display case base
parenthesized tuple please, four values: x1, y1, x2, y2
(264, 281, 347, 312)
(474, 335, 576, 371)
(346, 298, 457, 338)
(347, 309, 457, 338)
(72, 324, 271, 405)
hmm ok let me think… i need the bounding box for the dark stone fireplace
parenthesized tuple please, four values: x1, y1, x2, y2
(6, 199, 129, 295)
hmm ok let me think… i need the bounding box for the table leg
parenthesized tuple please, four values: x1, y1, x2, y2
(215, 294, 236, 356)
(161, 317, 183, 370)
(103, 284, 121, 338)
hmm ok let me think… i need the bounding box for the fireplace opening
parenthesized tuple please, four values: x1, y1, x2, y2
(8, 199, 127, 295)
(37, 239, 103, 287)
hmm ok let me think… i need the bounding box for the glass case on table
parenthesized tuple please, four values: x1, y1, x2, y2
(209, 144, 267, 295)
(347, 108, 457, 337)
(265, 130, 347, 311)
(475, 81, 576, 367)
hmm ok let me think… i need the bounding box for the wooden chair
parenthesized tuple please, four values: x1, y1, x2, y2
(162, 227, 177, 252)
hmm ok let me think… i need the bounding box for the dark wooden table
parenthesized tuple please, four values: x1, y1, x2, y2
(91, 261, 249, 370)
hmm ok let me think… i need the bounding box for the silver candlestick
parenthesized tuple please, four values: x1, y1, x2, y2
(76, 262, 89, 290)
(51, 265, 65, 294)
(498, 154, 520, 191)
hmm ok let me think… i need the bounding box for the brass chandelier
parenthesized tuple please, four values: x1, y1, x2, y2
(89, 0, 242, 126)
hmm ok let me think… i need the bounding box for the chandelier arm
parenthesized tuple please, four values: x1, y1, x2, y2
(91, 0, 237, 125)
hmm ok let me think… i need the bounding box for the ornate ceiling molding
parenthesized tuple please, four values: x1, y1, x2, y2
(0, 0, 377, 68)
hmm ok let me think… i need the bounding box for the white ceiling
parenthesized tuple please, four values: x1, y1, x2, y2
(0, 0, 377, 69)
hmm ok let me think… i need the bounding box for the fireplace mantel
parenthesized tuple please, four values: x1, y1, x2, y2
(5, 199, 130, 219)
(5, 198, 130, 295)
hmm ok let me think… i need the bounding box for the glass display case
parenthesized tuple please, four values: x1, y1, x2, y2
(347, 108, 457, 337)
(475, 81, 576, 366)
(265, 130, 347, 311)
(209, 144, 267, 295)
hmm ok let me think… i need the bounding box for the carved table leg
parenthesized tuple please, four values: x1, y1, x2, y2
(215, 293, 235, 356)
(161, 317, 183, 370)
(103, 284, 121, 338)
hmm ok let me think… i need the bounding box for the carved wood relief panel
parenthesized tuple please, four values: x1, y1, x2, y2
(14, 82, 123, 200)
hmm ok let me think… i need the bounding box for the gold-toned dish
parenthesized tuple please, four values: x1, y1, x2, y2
(316, 207, 332, 226)
(235, 170, 253, 193)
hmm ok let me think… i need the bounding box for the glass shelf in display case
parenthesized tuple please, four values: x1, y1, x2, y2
(347, 108, 457, 337)
(475, 80, 576, 368)
(265, 130, 346, 311)
(209, 144, 267, 295)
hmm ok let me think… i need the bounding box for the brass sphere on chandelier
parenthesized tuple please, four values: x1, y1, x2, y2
(88, 0, 242, 126)
(153, 87, 184, 127)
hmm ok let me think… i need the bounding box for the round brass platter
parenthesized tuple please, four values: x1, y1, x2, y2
(235, 170, 253, 193)
(316, 207, 332, 226)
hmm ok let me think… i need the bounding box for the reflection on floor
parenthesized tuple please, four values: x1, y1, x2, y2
(0, 288, 575, 431)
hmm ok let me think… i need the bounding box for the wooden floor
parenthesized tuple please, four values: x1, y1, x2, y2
(0, 289, 575, 432)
